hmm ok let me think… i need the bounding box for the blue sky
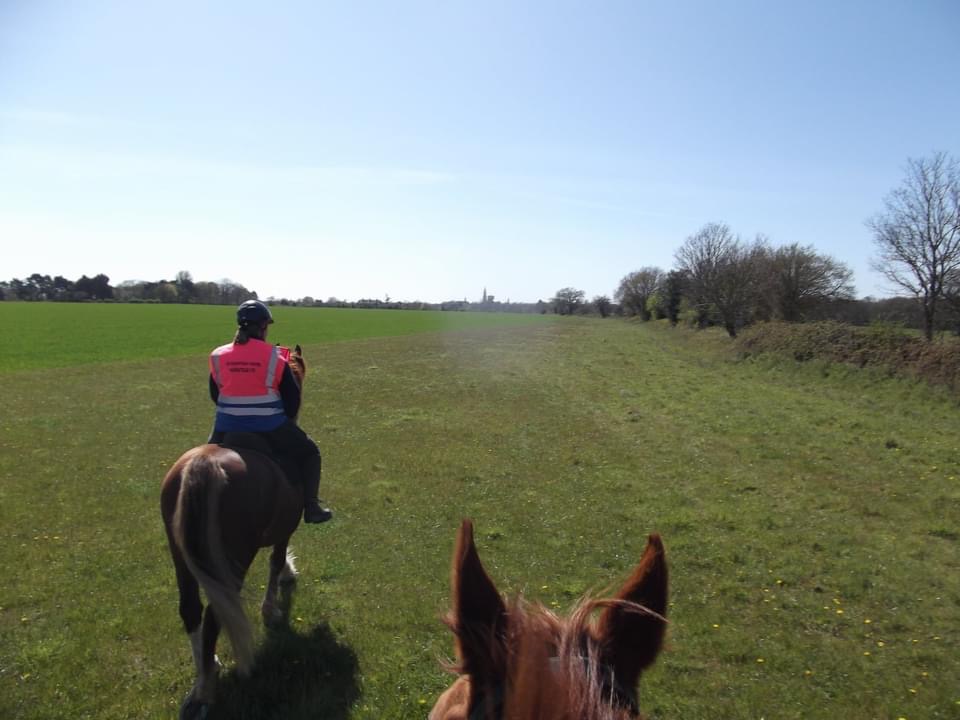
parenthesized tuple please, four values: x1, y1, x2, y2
(1, 1, 958, 303)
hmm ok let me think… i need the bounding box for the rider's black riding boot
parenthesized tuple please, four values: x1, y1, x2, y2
(302, 454, 332, 523)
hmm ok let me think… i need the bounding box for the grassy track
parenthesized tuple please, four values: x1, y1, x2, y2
(1, 310, 958, 719)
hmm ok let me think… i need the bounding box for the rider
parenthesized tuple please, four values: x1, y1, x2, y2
(207, 299, 332, 523)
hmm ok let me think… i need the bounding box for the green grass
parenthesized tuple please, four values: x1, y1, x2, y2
(0, 302, 551, 371)
(1, 308, 958, 719)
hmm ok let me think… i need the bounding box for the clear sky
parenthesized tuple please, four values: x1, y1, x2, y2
(2, 1, 958, 303)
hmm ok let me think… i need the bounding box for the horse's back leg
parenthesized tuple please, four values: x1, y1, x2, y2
(201, 604, 222, 679)
(262, 541, 298, 626)
(178, 604, 222, 720)
(171, 544, 203, 635)
(167, 543, 214, 717)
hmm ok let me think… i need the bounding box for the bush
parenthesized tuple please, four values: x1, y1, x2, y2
(734, 321, 960, 392)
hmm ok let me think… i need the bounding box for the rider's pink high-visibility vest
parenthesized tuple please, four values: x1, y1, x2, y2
(209, 339, 289, 432)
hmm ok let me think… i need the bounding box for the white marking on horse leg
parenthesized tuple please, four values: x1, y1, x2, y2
(187, 629, 218, 704)
(279, 548, 298, 583)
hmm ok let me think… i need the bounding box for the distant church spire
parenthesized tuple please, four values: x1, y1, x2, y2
(482, 287, 487, 303)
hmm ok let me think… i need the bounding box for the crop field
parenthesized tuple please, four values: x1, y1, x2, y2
(1, 304, 958, 719)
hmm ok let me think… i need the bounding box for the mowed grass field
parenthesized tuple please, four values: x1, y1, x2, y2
(1, 304, 958, 719)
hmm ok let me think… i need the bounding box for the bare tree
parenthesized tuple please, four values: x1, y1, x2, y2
(869, 152, 960, 340)
(763, 243, 855, 321)
(615, 267, 663, 320)
(675, 223, 764, 337)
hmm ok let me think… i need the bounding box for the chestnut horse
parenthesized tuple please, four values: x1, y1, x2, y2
(430, 520, 668, 720)
(160, 345, 307, 719)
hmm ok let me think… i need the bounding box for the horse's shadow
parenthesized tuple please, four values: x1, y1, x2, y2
(209, 584, 360, 720)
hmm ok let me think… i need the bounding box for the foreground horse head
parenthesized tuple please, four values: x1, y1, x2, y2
(430, 520, 668, 720)
(160, 344, 307, 720)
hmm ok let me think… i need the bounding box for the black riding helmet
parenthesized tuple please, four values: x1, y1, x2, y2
(236, 299, 274, 327)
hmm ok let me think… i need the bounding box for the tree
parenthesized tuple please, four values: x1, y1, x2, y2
(7, 278, 26, 300)
(193, 281, 221, 305)
(675, 223, 764, 337)
(155, 282, 179, 303)
(661, 270, 686, 325)
(944, 267, 960, 334)
(593, 295, 612, 318)
(762, 243, 854, 321)
(51, 275, 72, 300)
(869, 152, 960, 340)
(175, 271, 195, 303)
(552, 287, 585, 315)
(72, 274, 113, 300)
(615, 267, 663, 320)
(25, 273, 54, 300)
(218, 279, 255, 306)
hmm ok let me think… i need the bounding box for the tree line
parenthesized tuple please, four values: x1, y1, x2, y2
(6, 153, 958, 335)
(0, 271, 257, 306)
(550, 152, 960, 339)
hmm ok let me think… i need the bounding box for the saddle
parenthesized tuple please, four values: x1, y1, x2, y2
(219, 432, 302, 485)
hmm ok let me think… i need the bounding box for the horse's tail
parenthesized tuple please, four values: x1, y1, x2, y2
(171, 453, 255, 675)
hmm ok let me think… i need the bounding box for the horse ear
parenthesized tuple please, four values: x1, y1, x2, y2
(449, 519, 508, 680)
(294, 344, 302, 355)
(595, 533, 668, 689)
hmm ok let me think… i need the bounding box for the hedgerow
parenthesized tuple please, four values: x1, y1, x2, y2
(734, 321, 960, 392)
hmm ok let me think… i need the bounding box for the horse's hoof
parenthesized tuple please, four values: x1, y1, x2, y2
(179, 698, 210, 720)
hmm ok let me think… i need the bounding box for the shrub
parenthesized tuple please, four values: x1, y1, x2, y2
(735, 321, 960, 392)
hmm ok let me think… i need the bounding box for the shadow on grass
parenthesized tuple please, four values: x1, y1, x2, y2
(210, 585, 360, 720)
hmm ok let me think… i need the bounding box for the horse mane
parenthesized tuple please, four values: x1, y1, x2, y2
(502, 597, 659, 720)
(441, 593, 663, 720)
(434, 521, 667, 720)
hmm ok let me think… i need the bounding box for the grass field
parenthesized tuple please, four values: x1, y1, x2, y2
(0, 302, 549, 372)
(1, 305, 958, 719)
